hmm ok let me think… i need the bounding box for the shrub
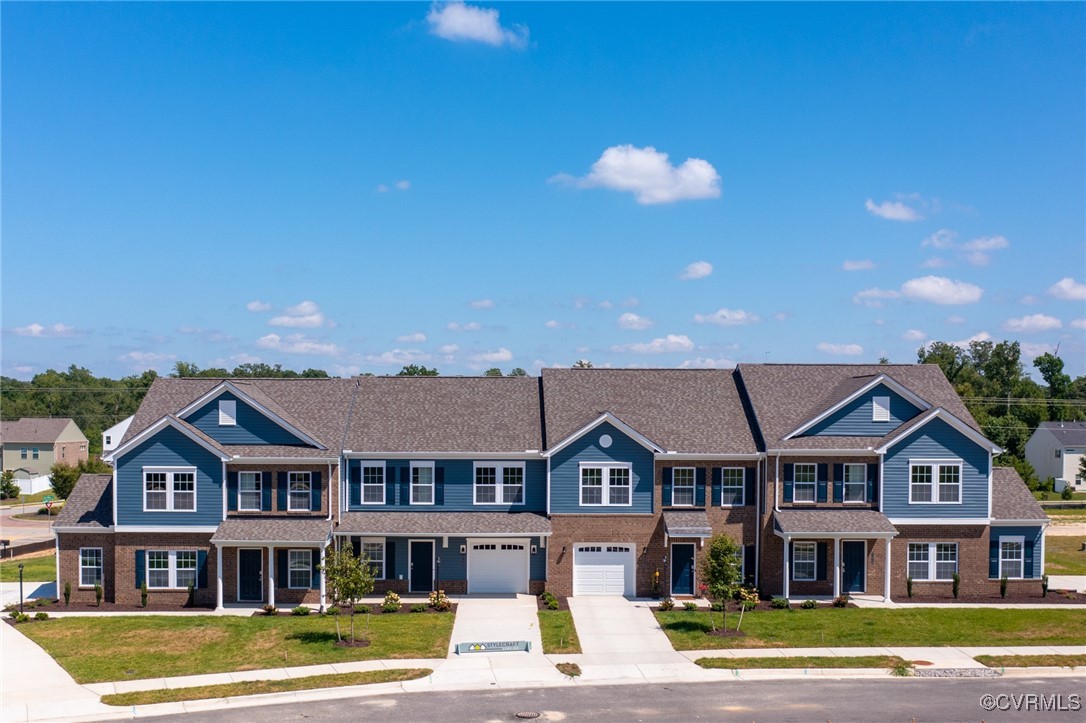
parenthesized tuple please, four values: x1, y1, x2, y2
(353, 603, 370, 615)
(546, 598, 559, 610)
(94, 583, 103, 607)
(1042, 575, 1049, 598)
(1039, 490, 1049, 500)
(8, 609, 20, 619)
(187, 582, 195, 607)
(34, 611, 49, 621)
(952, 573, 960, 599)
(832, 595, 848, 608)
(658, 597, 675, 611)
(770, 597, 790, 610)
(891, 660, 915, 677)
(325, 605, 340, 616)
(428, 589, 451, 611)
(381, 590, 401, 613)
(291, 606, 311, 616)
(410, 603, 427, 613)
(140, 581, 148, 608)
(710, 601, 724, 612)
(1061, 485, 1074, 500)
(801, 599, 818, 609)
(1000, 576, 1008, 599)
(906, 576, 913, 598)
(262, 604, 279, 616)
(14, 613, 30, 624)
(683, 601, 699, 611)
(63, 581, 71, 607)
(741, 599, 757, 612)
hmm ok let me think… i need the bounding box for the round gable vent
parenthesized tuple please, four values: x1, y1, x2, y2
(599, 434, 613, 449)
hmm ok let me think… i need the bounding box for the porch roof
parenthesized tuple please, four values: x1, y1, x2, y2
(337, 511, 551, 537)
(663, 510, 713, 538)
(211, 517, 333, 544)
(773, 508, 897, 537)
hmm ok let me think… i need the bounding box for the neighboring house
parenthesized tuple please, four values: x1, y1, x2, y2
(1025, 421, 1086, 490)
(53, 365, 1047, 607)
(101, 415, 135, 457)
(1, 418, 89, 477)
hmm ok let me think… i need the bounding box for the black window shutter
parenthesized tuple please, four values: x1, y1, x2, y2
(386, 540, 396, 580)
(832, 464, 843, 503)
(695, 468, 706, 507)
(351, 536, 361, 557)
(816, 464, 828, 503)
(711, 467, 722, 506)
(783, 463, 794, 503)
(277, 549, 288, 588)
(262, 472, 273, 511)
(817, 542, 828, 581)
(311, 550, 320, 589)
(744, 467, 756, 506)
(435, 466, 445, 505)
(277, 472, 288, 511)
(311, 471, 322, 511)
(1024, 539, 1034, 579)
(386, 466, 397, 505)
(743, 545, 756, 585)
(227, 472, 238, 511)
(135, 550, 145, 589)
(662, 467, 673, 507)
(197, 550, 208, 589)
(989, 540, 1000, 578)
(400, 466, 411, 505)
(867, 464, 878, 504)
(349, 462, 361, 507)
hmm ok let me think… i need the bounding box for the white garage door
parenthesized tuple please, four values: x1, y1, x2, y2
(574, 544, 635, 596)
(467, 539, 529, 594)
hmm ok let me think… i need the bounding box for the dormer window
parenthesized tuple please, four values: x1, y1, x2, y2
(218, 400, 237, 426)
(872, 396, 890, 422)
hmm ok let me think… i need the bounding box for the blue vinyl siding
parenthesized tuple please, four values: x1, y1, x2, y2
(185, 392, 308, 446)
(990, 526, 1044, 579)
(115, 426, 223, 525)
(882, 418, 989, 519)
(345, 458, 545, 512)
(548, 422, 654, 514)
(804, 385, 922, 437)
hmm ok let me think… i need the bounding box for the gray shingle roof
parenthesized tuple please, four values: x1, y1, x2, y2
(737, 364, 980, 450)
(773, 509, 898, 535)
(344, 376, 542, 453)
(338, 511, 552, 536)
(541, 369, 758, 454)
(991, 467, 1048, 522)
(52, 474, 113, 529)
(211, 517, 333, 544)
(0, 418, 81, 444)
(1036, 421, 1086, 446)
(663, 510, 713, 538)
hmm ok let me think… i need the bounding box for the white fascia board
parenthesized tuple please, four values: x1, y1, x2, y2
(176, 381, 325, 450)
(542, 412, 663, 458)
(773, 529, 898, 540)
(332, 530, 551, 538)
(212, 538, 330, 546)
(114, 525, 220, 533)
(104, 416, 231, 463)
(229, 456, 337, 464)
(766, 448, 877, 456)
(783, 375, 932, 441)
(888, 517, 990, 526)
(344, 451, 544, 460)
(655, 452, 763, 461)
(52, 526, 114, 534)
(874, 408, 1002, 455)
(990, 519, 1050, 527)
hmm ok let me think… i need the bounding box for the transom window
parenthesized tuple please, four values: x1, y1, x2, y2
(793, 463, 816, 503)
(361, 539, 385, 579)
(843, 464, 867, 503)
(907, 542, 957, 581)
(146, 550, 197, 589)
(411, 462, 435, 505)
(288, 472, 312, 511)
(238, 472, 261, 511)
(362, 464, 385, 504)
(580, 464, 632, 506)
(288, 549, 312, 589)
(80, 548, 103, 587)
(1000, 538, 1024, 579)
(793, 542, 816, 581)
(721, 467, 744, 506)
(474, 463, 525, 505)
(672, 468, 695, 506)
(143, 468, 197, 511)
(909, 462, 962, 504)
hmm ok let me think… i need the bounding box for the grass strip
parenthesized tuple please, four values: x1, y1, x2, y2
(655, 608, 1086, 650)
(975, 654, 1086, 669)
(537, 610, 582, 654)
(0, 553, 56, 582)
(696, 655, 906, 670)
(101, 668, 431, 706)
(1043, 536, 1086, 575)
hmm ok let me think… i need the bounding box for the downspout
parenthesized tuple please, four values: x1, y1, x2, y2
(774, 453, 780, 512)
(327, 461, 333, 522)
(754, 455, 761, 588)
(221, 460, 227, 521)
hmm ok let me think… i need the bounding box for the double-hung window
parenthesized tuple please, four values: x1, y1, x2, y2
(907, 542, 957, 581)
(672, 468, 695, 506)
(80, 548, 103, 587)
(32, 448, 39, 460)
(20, 448, 27, 460)
(288, 472, 312, 511)
(288, 549, 312, 589)
(579, 463, 632, 506)
(146, 550, 198, 589)
(473, 463, 525, 505)
(721, 467, 744, 506)
(361, 464, 385, 504)
(909, 461, 962, 504)
(843, 464, 866, 503)
(1000, 537, 1024, 579)
(143, 468, 197, 511)
(361, 538, 385, 579)
(411, 462, 434, 505)
(238, 472, 261, 511)
(792, 542, 816, 581)
(793, 463, 816, 503)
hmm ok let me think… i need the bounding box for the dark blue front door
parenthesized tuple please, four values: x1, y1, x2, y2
(410, 541, 434, 593)
(671, 543, 695, 596)
(239, 548, 263, 602)
(842, 541, 865, 593)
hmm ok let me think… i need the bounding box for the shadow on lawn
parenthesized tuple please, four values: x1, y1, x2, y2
(660, 619, 713, 634)
(285, 630, 340, 645)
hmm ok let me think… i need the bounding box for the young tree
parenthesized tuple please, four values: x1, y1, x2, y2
(48, 463, 81, 500)
(396, 365, 439, 376)
(483, 368, 503, 377)
(701, 534, 743, 632)
(0, 470, 19, 500)
(572, 359, 594, 369)
(507, 368, 528, 377)
(321, 544, 375, 643)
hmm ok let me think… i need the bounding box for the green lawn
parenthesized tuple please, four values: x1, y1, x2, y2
(0, 553, 56, 582)
(537, 610, 581, 653)
(695, 655, 908, 670)
(975, 654, 1086, 669)
(655, 608, 1086, 650)
(1, 489, 56, 505)
(1034, 490, 1086, 501)
(1045, 507, 1086, 517)
(1045, 536, 1086, 575)
(19, 613, 454, 683)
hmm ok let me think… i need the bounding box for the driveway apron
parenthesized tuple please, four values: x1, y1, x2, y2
(567, 596, 693, 677)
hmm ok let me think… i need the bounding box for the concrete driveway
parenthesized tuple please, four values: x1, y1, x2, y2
(566, 596, 693, 679)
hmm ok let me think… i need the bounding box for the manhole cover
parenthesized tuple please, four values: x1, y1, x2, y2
(515, 713, 542, 720)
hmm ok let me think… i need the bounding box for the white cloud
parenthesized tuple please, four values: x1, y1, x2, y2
(470, 299, 495, 310)
(439, 344, 459, 354)
(229, 353, 262, 365)
(693, 308, 761, 326)
(426, 1, 528, 48)
(902, 329, 927, 342)
(852, 288, 901, 308)
(1002, 314, 1062, 333)
(377, 180, 411, 193)
(246, 300, 271, 312)
(363, 349, 431, 365)
(946, 315, 966, 325)
(901, 276, 983, 305)
(396, 332, 427, 343)
(395, 180, 411, 191)
(12, 322, 77, 338)
(256, 333, 339, 356)
(1069, 319, 1086, 330)
(1019, 294, 1040, 305)
(680, 261, 713, 280)
(544, 320, 561, 329)
(268, 300, 331, 328)
(447, 321, 482, 332)
(612, 334, 695, 354)
(865, 198, 921, 221)
(842, 260, 875, 271)
(554, 145, 721, 205)
(469, 348, 513, 364)
(921, 257, 951, 268)
(1048, 277, 1086, 301)
(1021, 342, 1057, 360)
(618, 312, 653, 330)
(816, 342, 864, 356)
(621, 297, 640, 308)
(922, 229, 958, 249)
(963, 235, 1009, 252)
(951, 331, 991, 347)
(773, 311, 792, 322)
(679, 357, 736, 369)
(118, 350, 176, 364)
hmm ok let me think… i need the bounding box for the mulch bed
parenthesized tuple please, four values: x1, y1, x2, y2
(653, 600, 853, 612)
(334, 639, 371, 648)
(704, 628, 747, 639)
(250, 604, 457, 618)
(904, 590, 1084, 605)
(536, 595, 571, 612)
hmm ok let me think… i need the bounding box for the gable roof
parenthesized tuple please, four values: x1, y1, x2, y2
(105, 415, 232, 462)
(873, 407, 1001, 454)
(1035, 421, 1086, 446)
(0, 418, 82, 444)
(175, 380, 325, 449)
(991, 466, 1048, 522)
(782, 373, 931, 440)
(543, 412, 663, 457)
(344, 376, 542, 453)
(52, 474, 113, 529)
(540, 368, 758, 454)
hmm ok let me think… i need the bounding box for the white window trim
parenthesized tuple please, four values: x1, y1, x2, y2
(142, 467, 198, 512)
(473, 462, 526, 506)
(999, 535, 1025, 580)
(793, 463, 817, 504)
(218, 399, 237, 426)
(361, 537, 385, 580)
(288, 549, 312, 589)
(287, 471, 312, 512)
(410, 462, 436, 506)
(79, 547, 103, 588)
(843, 463, 867, 504)
(872, 395, 891, 422)
(146, 549, 198, 589)
(720, 467, 745, 507)
(360, 462, 386, 505)
(578, 462, 634, 507)
(792, 541, 816, 581)
(908, 460, 963, 505)
(907, 542, 958, 581)
(238, 471, 262, 512)
(672, 467, 696, 507)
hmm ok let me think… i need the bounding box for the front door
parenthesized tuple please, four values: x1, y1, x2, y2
(409, 540, 434, 593)
(671, 543, 695, 596)
(841, 541, 866, 593)
(238, 548, 263, 602)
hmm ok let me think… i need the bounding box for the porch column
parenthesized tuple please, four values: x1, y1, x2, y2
(782, 536, 790, 599)
(833, 538, 841, 599)
(267, 546, 276, 608)
(215, 545, 224, 610)
(883, 537, 892, 603)
(319, 543, 327, 611)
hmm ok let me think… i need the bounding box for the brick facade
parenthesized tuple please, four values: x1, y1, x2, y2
(57, 532, 115, 605)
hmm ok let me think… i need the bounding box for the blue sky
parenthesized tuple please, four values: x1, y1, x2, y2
(3, 2, 1084, 379)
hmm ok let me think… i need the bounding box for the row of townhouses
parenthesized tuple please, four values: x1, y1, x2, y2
(52, 364, 1048, 609)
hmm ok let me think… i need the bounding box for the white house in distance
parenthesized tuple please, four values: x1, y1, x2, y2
(1025, 421, 1086, 491)
(101, 416, 134, 458)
